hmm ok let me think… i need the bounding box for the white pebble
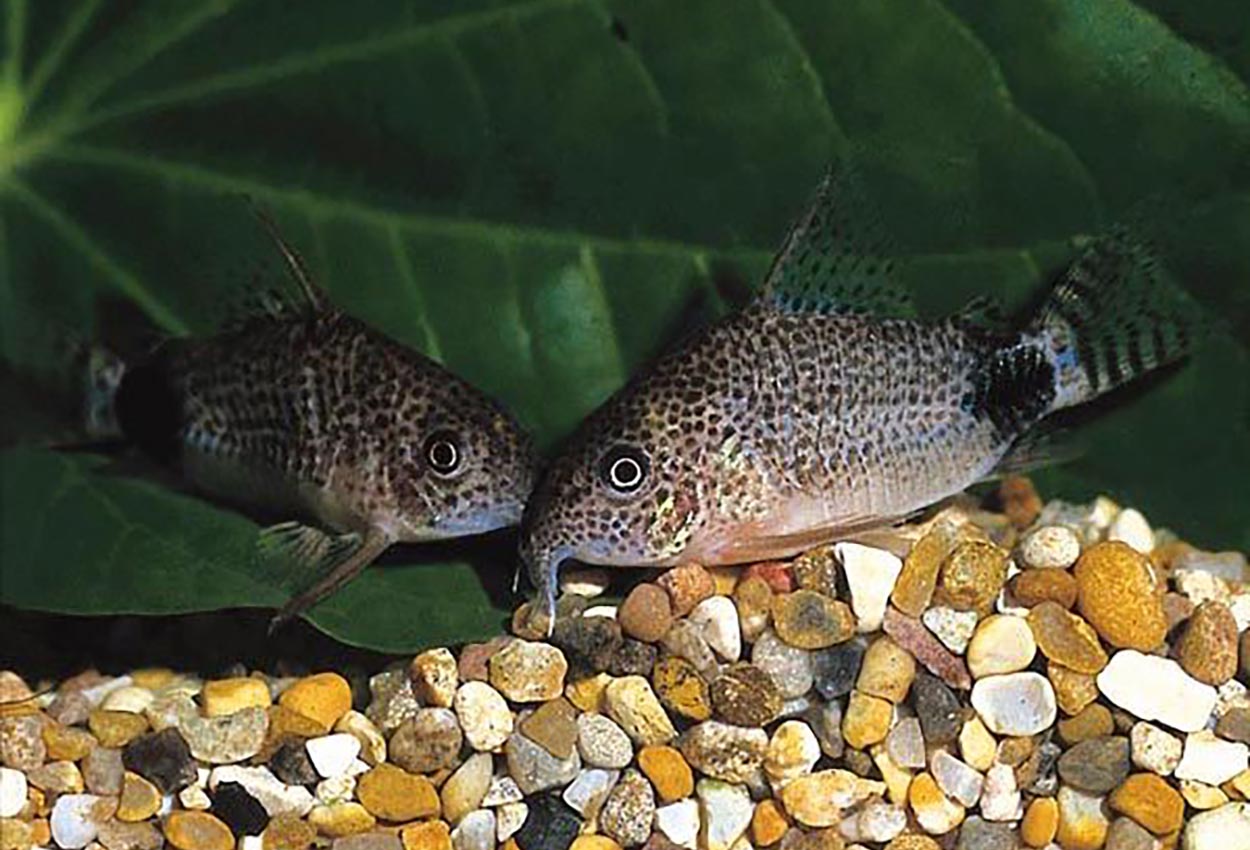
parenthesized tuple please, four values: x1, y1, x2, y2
(496, 802, 528, 842)
(930, 750, 984, 808)
(1097, 650, 1218, 733)
(1175, 569, 1231, 607)
(451, 809, 496, 850)
(178, 785, 211, 810)
(1229, 593, 1250, 633)
(1019, 525, 1081, 569)
(239, 836, 263, 850)
(848, 801, 907, 843)
(582, 605, 619, 619)
(696, 779, 753, 850)
(100, 685, 155, 714)
(690, 596, 742, 662)
(970, 672, 1057, 736)
(209, 765, 315, 817)
(655, 798, 701, 848)
(0, 767, 27, 818)
(1174, 731, 1249, 786)
(50, 794, 105, 849)
(561, 568, 611, 597)
(480, 775, 524, 807)
(966, 615, 1036, 679)
(455, 681, 514, 752)
(314, 774, 355, 805)
(305, 733, 362, 779)
(922, 607, 979, 655)
(1131, 722, 1183, 776)
(561, 768, 619, 817)
(1181, 802, 1250, 850)
(836, 543, 903, 632)
(979, 764, 1022, 821)
(763, 720, 821, 786)
(1108, 507, 1154, 553)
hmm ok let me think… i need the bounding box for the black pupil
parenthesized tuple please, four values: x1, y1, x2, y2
(601, 446, 648, 492)
(426, 434, 459, 472)
(612, 458, 641, 487)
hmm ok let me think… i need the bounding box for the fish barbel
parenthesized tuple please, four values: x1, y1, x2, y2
(519, 167, 1195, 630)
(92, 214, 537, 628)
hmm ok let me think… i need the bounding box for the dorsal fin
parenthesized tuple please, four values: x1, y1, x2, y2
(246, 200, 328, 314)
(758, 164, 915, 319)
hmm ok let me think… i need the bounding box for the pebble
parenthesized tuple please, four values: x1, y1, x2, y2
(211, 781, 270, 836)
(181, 783, 214, 810)
(333, 711, 385, 766)
(772, 590, 855, 650)
(604, 676, 676, 746)
(909, 772, 966, 835)
(836, 542, 904, 632)
(174, 699, 268, 764)
(856, 635, 916, 703)
(651, 657, 712, 722)
(28, 759, 84, 793)
(411, 649, 460, 708)
(1173, 730, 1249, 785)
(752, 630, 814, 699)
(689, 596, 742, 662)
(955, 817, 1016, 850)
(515, 795, 582, 850)
(883, 608, 972, 690)
(576, 713, 633, 769)
(656, 798, 700, 847)
(710, 663, 782, 727)
(0, 715, 46, 770)
(1011, 568, 1079, 609)
(1181, 803, 1250, 850)
(842, 690, 894, 749)
(441, 753, 493, 824)
(83, 745, 123, 795)
(811, 638, 866, 700)
(389, 708, 463, 773)
(88, 709, 150, 747)
(733, 577, 774, 643)
(921, 607, 979, 656)
(939, 541, 1009, 614)
(1028, 601, 1108, 674)
(315, 773, 356, 805)
(457, 639, 511, 685)
(957, 718, 996, 772)
(1110, 772, 1184, 835)
(618, 584, 674, 644)
(1057, 736, 1131, 793)
(1096, 651, 1217, 732)
(913, 672, 965, 745)
(163, 810, 235, 850)
(970, 672, 1057, 736)
(1019, 525, 1081, 569)
(305, 734, 361, 779)
(561, 767, 619, 818)
(209, 765, 315, 817)
(764, 720, 821, 786)
(454, 682, 513, 752)
(1176, 601, 1238, 686)
(97, 819, 164, 850)
(696, 780, 753, 850)
(50, 795, 112, 848)
(201, 678, 271, 718)
(481, 775, 524, 807)
(1049, 662, 1100, 716)
(0, 767, 27, 818)
(1056, 785, 1110, 850)
(679, 721, 767, 784)
(1021, 797, 1058, 847)
(978, 764, 1021, 822)
(931, 751, 984, 807)
(608, 638, 656, 678)
(780, 770, 885, 827)
(1180, 779, 1228, 810)
(490, 641, 568, 703)
(122, 728, 198, 793)
(1075, 542, 1167, 650)
(806, 699, 845, 760)
(42, 723, 96, 762)
(1108, 508, 1154, 553)
(520, 697, 579, 760)
(631, 746, 690, 804)
(507, 728, 581, 794)
(450, 810, 494, 850)
(660, 621, 718, 678)
(553, 616, 622, 676)
(496, 802, 528, 842)
(966, 615, 1036, 679)
(279, 673, 352, 732)
(850, 800, 908, 843)
(308, 802, 376, 837)
(892, 523, 958, 617)
(269, 739, 320, 786)
(1218, 706, 1250, 744)
(599, 770, 655, 848)
(262, 815, 316, 850)
(1058, 704, 1115, 744)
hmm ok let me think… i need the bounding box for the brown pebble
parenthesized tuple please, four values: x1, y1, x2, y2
(772, 591, 855, 650)
(651, 657, 712, 722)
(1175, 600, 1238, 685)
(1161, 593, 1195, 633)
(791, 547, 838, 597)
(891, 522, 959, 617)
(656, 564, 716, 617)
(710, 664, 782, 727)
(1048, 662, 1099, 717)
(263, 814, 317, 850)
(999, 475, 1042, 528)
(743, 562, 794, 594)
(617, 584, 674, 643)
(938, 540, 1009, 614)
(519, 697, 579, 760)
(457, 637, 512, 682)
(1011, 569, 1078, 609)
(1058, 704, 1115, 745)
(1109, 772, 1184, 835)
(1027, 601, 1108, 674)
(882, 607, 971, 690)
(163, 811, 234, 850)
(1074, 542, 1167, 651)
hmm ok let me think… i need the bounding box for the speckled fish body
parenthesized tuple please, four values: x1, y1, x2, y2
(519, 168, 1192, 626)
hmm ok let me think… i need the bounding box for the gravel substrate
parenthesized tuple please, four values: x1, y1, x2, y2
(2, 478, 1249, 850)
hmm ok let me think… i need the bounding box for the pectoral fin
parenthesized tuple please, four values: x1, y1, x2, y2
(260, 522, 393, 633)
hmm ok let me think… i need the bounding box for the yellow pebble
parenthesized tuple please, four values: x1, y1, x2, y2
(570, 837, 623, 850)
(117, 771, 162, 822)
(564, 674, 613, 713)
(130, 668, 178, 690)
(279, 673, 352, 731)
(201, 677, 271, 717)
(262, 814, 316, 850)
(87, 709, 149, 747)
(637, 745, 694, 803)
(163, 810, 235, 850)
(308, 802, 376, 837)
(751, 799, 789, 846)
(1021, 797, 1058, 847)
(400, 820, 452, 850)
(356, 764, 441, 822)
(42, 723, 97, 761)
(706, 566, 741, 595)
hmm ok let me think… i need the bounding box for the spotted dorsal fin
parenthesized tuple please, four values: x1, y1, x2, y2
(759, 164, 915, 319)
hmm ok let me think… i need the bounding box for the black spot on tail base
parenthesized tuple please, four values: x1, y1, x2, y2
(114, 358, 182, 463)
(963, 343, 1057, 439)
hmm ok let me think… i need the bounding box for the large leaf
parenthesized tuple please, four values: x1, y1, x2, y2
(1, 0, 1247, 650)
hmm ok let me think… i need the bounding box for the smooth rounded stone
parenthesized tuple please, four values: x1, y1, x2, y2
(1218, 706, 1250, 744)
(490, 641, 568, 703)
(49, 690, 93, 726)
(1177, 600, 1238, 686)
(764, 720, 821, 786)
(334, 711, 386, 767)
(912, 672, 965, 745)
(1011, 568, 1079, 609)
(772, 590, 855, 650)
(836, 542, 904, 632)
(163, 810, 235, 850)
(608, 638, 656, 678)
(515, 794, 582, 850)
(1174, 730, 1249, 785)
(1181, 779, 1229, 810)
(651, 656, 712, 723)
(450, 810, 495, 850)
(457, 638, 512, 685)
(965, 615, 1036, 679)
(211, 781, 270, 836)
(954, 817, 1016, 850)
(1021, 797, 1059, 847)
(921, 607, 979, 656)
(842, 690, 893, 749)
(1019, 525, 1081, 569)
(561, 768, 620, 818)
(1057, 736, 1131, 793)
(1109, 773, 1183, 836)
(635, 746, 691, 804)
(1056, 785, 1110, 850)
(811, 638, 866, 701)
(1108, 508, 1154, 554)
(1049, 662, 1100, 717)
(752, 630, 814, 699)
(979, 764, 1021, 822)
(909, 772, 966, 835)
(83, 745, 123, 795)
(689, 596, 742, 663)
(1182, 803, 1250, 850)
(334, 836, 402, 850)
(655, 798, 700, 847)
(696, 780, 753, 850)
(1129, 723, 1181, 776)
(1097, 650, 1217, 732)
(657, 564, 717, 618)
(305, 734, 361, 779)
(122, 728, 197, 793)
(710, 664, 782, 727)
(561, 567, 612, 598)
(780, 769, 886, 827)
(604, 676, 677, 746)
(520, 698, 579, 760)
(507, 728, 582, 795)
(481, 775, 524, 807)
(939, 541, 1010, 614)
(552, 616, 623, 676)
(209, 765, 315, 817)
(316, 773, 356, 805)
(51, 794, 113, 849)
(662, 621, 719, 678)
(0, 767, 27, 818)
(399, 820, 452, 850)
(565, 673, 613, 714)
(931, 751, 984, 808)
(366, 673, 426, 732)
(441, 752, 493, 824)
(0, 715, 46, 770)
(453, 682, 513, 753)
(280, 673, 352, 732)
(885, 717, 926, 769)
(883, 608, 972, 690)
(172, 698, 267, 764)
(970, 672, 1056, 736)
(1028, 602, 1108, 674)
(42, 721, 96, 762)
(599, 770, 655, 848)
(1175, 568, 1231, 607)
(1058, 704, 1116, 745)
(957, 718, 995, 773)
(805, 700, 844, 760)
(678, 721, 767, 784)
(201, 678, 270, 718)
(1075, 542, 1167, 650)
(576, 713, 633, 769)
(28, 759, 84, 794)
(181, 783, 214, 810)
(733, 576, 774, 643)
(856, 635, 916, 703)
(617, 584, 674, 644)
(1019, 739, 1063, 797)
(892, 522, 960, 617)
(88, 709, 150, 747)
(97, 819, 164, 850)
(390, 708, 463, 773)
(410, 648, 459, 708)
(1106, 816, 1162, 850)
(844, 800, 907, 844)
(496, 802, 528, 842)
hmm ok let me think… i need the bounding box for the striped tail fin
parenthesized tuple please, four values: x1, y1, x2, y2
(1032, 229, 1197, 413)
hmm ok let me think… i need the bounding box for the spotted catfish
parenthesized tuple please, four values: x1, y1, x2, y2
(90, 214, 537, 629)
(519, 167, 1195, 630)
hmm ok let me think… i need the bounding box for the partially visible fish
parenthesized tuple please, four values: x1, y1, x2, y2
(89, 214, 537, 628)
(519, 168, 1196, 631)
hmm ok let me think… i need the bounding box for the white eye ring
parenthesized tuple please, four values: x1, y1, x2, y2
(424, 430, 461, 475)
(609, 456, 643, 489)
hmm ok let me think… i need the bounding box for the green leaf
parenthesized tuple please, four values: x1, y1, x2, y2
(2, 0, 1247, 650)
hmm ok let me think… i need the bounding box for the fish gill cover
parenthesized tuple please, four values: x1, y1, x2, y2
(0, 0, 1247, 651)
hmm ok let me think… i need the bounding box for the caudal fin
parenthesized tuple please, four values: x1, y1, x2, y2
(1031, 229, 1197, 413)
(83, 346, 127, 440)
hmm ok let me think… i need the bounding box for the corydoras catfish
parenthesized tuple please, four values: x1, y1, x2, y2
(519, 168, 1194, 630)
(89, 216, 537, 629)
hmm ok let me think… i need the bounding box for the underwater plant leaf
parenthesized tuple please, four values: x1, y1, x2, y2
(1, 0, 1248, 650)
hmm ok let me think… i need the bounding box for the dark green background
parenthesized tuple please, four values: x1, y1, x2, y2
(1, 0, 1246, 651)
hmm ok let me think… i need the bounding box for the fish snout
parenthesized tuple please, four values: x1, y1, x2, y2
(518, 537, 575, 637)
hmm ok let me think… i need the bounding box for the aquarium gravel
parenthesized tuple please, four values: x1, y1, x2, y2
(2, 478, 1249, 850)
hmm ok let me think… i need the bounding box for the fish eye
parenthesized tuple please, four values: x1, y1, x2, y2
(424, 430, 462, 476)
(599, 444, 649, 494)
